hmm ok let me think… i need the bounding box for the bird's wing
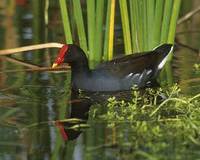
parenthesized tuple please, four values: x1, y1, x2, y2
(95, 51, 155, 78)
(95, 43, 173, 78)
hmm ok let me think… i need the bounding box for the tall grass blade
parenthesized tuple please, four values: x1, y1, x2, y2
(132, 0, 141, 52)
(142, 0, 148, 50)
(138, 0, 145, 51)
(162, 0, 181, 82)
(95, 0, 105, 62)
(59, 0, 72, 43)
(87, 0, 95, 62)
(130, 0, 139, 52)
(108, 0, 116, 60)
(119, 0, 132, 54)
(160, 0, 173, 43)
(103, 1, 111, 60)
(103, 0, 116, 60)
(153, 0, 164, 47)
(168, 0, 181, 44)
(73, 0, 88, 53)
(146, 0, 155, 49)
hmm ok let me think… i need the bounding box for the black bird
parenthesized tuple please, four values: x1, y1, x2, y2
(52, 44, 173, 92)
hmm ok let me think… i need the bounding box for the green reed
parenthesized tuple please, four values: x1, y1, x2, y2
(59, 0, 181, 64)
(87, 0, 95, 61)
(59, 0, 111, 66)
(89, 85, 200, 159)
(128, 0, 181, 52)
(94, 0, 104, 62)
(73, 0, 88, 53)
(119, 0, 132, 54)
(168, 0, 182, 44)
(59, 0, 72, 44)
(146, 0, 155, 49)
(104, 0, 115, 61)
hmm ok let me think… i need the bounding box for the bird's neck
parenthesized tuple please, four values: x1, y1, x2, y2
(66, 45, 91, 74)
(71, 58, 90, 74)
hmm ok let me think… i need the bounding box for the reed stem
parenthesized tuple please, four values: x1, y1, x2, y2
(103, 0, 116, 60)
(87, 0, 95, 61)
(95, 0, 105, 62)
(119, 0, 132, 54)
(59, 0, 72, 43)
(73, 0, 88, 53)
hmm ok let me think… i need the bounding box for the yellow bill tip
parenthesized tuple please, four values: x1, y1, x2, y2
(52, 63, 58, 68)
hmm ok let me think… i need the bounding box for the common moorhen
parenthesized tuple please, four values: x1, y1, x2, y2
(52, 44, 173, 91)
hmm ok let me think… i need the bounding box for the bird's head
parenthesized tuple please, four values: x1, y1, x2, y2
(52, 44, 88, 68)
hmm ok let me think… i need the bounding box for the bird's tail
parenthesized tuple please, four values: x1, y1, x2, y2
(153, 43, 174, 55)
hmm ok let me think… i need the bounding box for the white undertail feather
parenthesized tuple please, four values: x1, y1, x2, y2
(126, 73, 133, 78)
(158, 45, 174, 70)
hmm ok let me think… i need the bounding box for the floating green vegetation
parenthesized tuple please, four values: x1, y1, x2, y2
(90, 84, 200, 159)
(194, 63, 200, 71)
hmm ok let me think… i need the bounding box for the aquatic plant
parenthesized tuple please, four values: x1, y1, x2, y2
(89, 84, 200, 159)
(194, 63, 200, 71)
(59, 0, 181, 65)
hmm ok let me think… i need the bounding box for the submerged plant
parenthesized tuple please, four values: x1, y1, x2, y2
(89, 84, 200, 159)
(194, 63, 200, 71)
(95, 84, 187, 123)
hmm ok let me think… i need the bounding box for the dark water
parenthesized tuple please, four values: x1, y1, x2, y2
(0, 1, 200, 160)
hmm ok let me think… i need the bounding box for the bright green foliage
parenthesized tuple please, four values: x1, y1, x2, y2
(90, 84, 200, 159)
(194, 63, 200, 71)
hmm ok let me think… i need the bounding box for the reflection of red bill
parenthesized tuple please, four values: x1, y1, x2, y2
(55, 121, 68, 141)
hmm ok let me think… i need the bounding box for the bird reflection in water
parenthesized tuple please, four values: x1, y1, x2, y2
(55, 90, 92, 141)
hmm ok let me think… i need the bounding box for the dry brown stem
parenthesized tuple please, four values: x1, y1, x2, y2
(0, 42, 64, 55)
